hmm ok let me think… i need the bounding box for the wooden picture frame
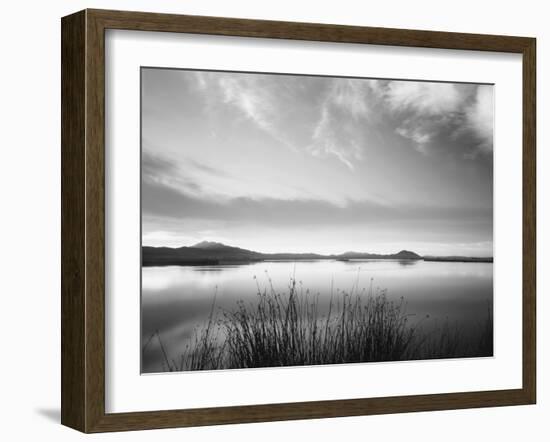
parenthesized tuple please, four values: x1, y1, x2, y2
(61, 9, 536, 433)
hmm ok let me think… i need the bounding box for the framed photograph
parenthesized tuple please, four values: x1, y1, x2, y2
(61, 9, 536, 433)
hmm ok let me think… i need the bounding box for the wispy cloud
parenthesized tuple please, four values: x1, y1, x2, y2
(464, 85, 494, 153)
(143, 178, 492, 230)
(309, 106, 363, 169)
(379, 81, 493, 156)
(142, 149, 234, 198)
(395, 124, 433, 153)
(384, 82, 464, 115)
(192, 72, 296, 148)
(218, 77, 276, 135)
(190, 71, 493, 166)
(329, 79, 373, 120)
(308, 79, 379, 168)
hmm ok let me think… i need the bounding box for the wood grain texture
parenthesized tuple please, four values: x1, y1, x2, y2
(61, 10, 86, 432)
(522, 38, 537, 403)
(84, 9, 107, 433)
(61, 9, 537, 433)
(89, 8, 533, 52)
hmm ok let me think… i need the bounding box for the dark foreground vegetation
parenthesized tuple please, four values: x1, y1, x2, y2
(143, 277, 493, 372)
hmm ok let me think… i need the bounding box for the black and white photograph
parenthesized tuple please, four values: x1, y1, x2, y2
(140, 67, 494, 374)
(1, 0, 544, 438)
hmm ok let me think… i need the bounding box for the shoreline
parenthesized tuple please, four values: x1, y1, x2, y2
(142, 256, 493, 267)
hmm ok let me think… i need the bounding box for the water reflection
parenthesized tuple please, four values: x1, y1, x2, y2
(142, 259, 493, 373)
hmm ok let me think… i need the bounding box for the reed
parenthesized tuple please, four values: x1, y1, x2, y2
(147, 275, 493, 371)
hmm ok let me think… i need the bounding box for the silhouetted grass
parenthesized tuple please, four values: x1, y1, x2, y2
(145, 275, 493, 372)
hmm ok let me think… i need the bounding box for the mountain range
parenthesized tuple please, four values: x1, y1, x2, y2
(142, 241, 424, 266)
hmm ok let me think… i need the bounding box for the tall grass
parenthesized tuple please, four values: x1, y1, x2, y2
(146, 275, 493, 372)
(220, 277, 418, 368)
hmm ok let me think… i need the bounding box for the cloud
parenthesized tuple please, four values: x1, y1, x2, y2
(329, 79, 373, 120)
(189, 71, 493, 163)
(192, 72, 297, 148)
(142, 149, 178, 180)
(309, 80, 494, 162)
(186, 157, 230, 177)
(308, 79, 379, 168)
(384, 82, 463, 115)
(385, 82, 466, 153)
(464, 85, 494, 153)
(218, 76, 276, 135)
(142, 149, 232, 197)
(142, 178, 492, 231)
(382, 82, 493, 157)
(395, 124, 433, 153)
(309, 106, 363, 169)
(193, 73, 381, 169)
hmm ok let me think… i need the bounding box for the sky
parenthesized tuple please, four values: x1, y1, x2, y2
(141, 68, 493, 257)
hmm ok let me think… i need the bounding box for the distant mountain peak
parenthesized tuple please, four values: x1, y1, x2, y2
(394, 250, 421, 258)
(338, 249, 420, 259)
(192, 241, 229, 249)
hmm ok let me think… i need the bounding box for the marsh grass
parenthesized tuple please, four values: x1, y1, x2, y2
(145, 274, 493, 372)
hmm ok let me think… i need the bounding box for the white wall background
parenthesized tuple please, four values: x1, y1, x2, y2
(0, 0, 546, 440)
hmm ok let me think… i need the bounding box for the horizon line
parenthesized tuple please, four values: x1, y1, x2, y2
(141, 240, 494, 259)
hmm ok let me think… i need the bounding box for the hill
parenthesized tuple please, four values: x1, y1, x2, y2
(142, 242, 423, 266)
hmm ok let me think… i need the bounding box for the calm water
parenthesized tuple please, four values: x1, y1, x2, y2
(142, 260, 493, 373)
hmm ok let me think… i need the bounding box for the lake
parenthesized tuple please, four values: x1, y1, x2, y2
(142, 259, 493, 373)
